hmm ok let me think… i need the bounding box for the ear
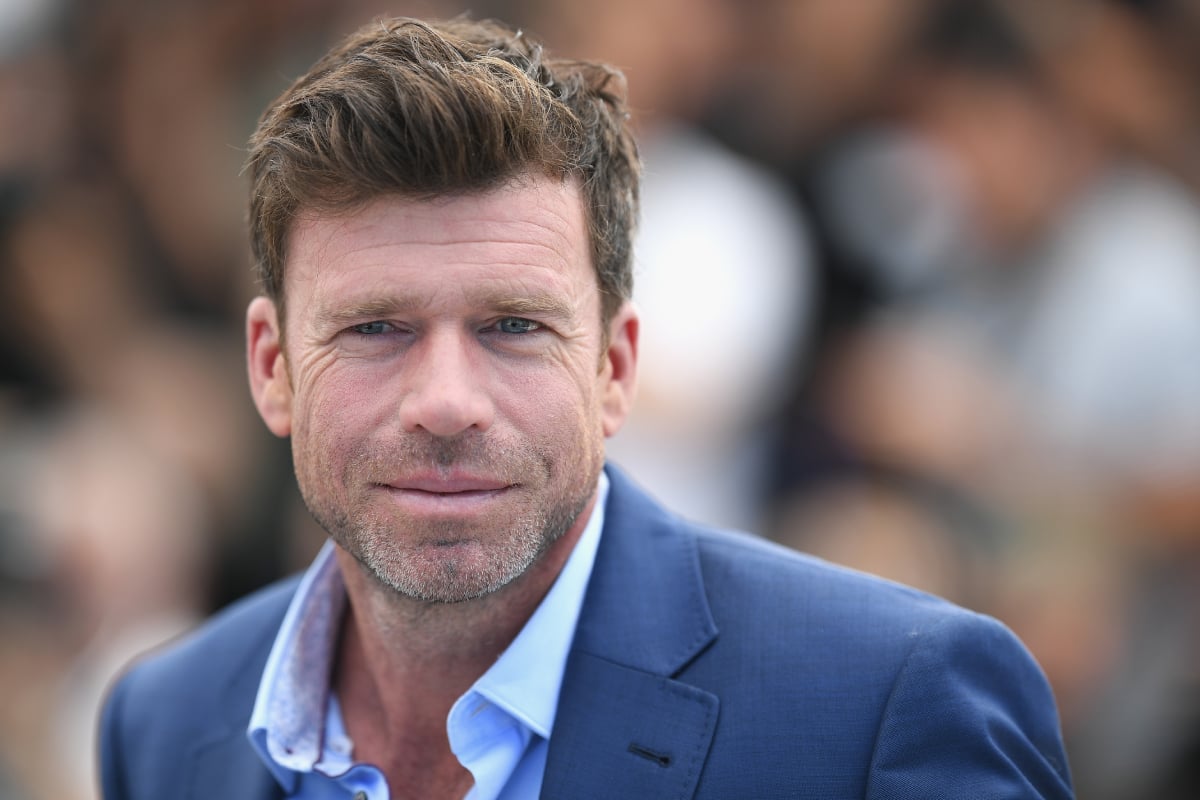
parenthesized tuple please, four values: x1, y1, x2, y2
(600, 302, 639, 438)
(246, 296, 293, 437)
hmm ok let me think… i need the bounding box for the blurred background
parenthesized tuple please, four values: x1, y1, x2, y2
(0, 0, 1198, 797)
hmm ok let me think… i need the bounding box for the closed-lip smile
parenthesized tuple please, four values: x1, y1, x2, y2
(374, 474, 515, 513)
(382, 474, 512, 494)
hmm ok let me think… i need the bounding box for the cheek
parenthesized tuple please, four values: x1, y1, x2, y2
(291, 369, 378, 466)
(298, 357, 390, 425)
(505, 366, 606, 449)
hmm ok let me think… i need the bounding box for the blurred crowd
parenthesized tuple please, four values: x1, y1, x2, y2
(1, 0, 1198, 798)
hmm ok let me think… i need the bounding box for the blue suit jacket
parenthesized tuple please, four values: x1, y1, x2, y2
(100, 466, 1073, 798)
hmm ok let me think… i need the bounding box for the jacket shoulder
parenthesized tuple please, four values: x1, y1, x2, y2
(689, 523, 1032, 677)
(115, 575, 300, 713)
(684, 525, 1072, 797)
(694, 525, 960, 625)
(99, 577, 299, 799)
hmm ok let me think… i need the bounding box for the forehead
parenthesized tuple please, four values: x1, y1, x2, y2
(283, 176, 595, 305)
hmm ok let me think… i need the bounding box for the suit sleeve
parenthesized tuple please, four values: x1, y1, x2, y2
(865, 611, 1074, 799)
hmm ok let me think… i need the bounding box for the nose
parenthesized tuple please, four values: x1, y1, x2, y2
(397, 327, 495, 437)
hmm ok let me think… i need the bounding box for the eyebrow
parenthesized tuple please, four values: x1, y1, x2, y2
(314, 299, 412, 330)
(487, 293, 575, 320)
(313, 290, 577, 330)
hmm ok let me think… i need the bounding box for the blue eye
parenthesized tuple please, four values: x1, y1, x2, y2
(351, 321, 390, 335)
(496, 317, 541, 334)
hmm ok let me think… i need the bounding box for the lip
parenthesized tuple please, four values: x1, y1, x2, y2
(372, 474, 515, 514)
(380, 473, 513, 493)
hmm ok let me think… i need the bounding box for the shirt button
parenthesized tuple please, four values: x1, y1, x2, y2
(354, 793, 367, 800)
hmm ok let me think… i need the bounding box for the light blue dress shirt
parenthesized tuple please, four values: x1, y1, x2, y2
(247, 474, 609, 799)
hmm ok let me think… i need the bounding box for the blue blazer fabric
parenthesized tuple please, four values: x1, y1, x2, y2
(100, 465, 1073, 798)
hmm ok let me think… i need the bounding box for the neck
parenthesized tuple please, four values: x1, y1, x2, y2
(331, 493, 595, 787)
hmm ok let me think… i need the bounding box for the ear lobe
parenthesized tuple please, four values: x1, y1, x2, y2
(601, 302, 639, 438)
(246, 296, 293, 437)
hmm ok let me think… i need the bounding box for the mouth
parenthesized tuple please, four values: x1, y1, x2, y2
(385, 474, 512, 493)
(373, 475, 516, 514)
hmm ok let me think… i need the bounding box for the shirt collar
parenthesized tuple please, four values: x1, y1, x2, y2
(247, 538, 345, 788)
(464, 471, 608, 738)
(247, 471, 609, 785)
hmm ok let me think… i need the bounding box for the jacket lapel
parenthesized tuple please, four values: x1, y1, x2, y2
(542, 466, 720, 799)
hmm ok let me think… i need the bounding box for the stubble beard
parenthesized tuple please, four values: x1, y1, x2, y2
(297, 430, 602, 604)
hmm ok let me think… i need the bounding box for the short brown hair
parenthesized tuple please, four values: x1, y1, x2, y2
(246, 16, 640, 325)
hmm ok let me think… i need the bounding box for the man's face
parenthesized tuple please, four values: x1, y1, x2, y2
(247, 175, 637, 603)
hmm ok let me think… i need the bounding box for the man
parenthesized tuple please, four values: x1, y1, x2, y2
(99, 16, 1073, 799)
